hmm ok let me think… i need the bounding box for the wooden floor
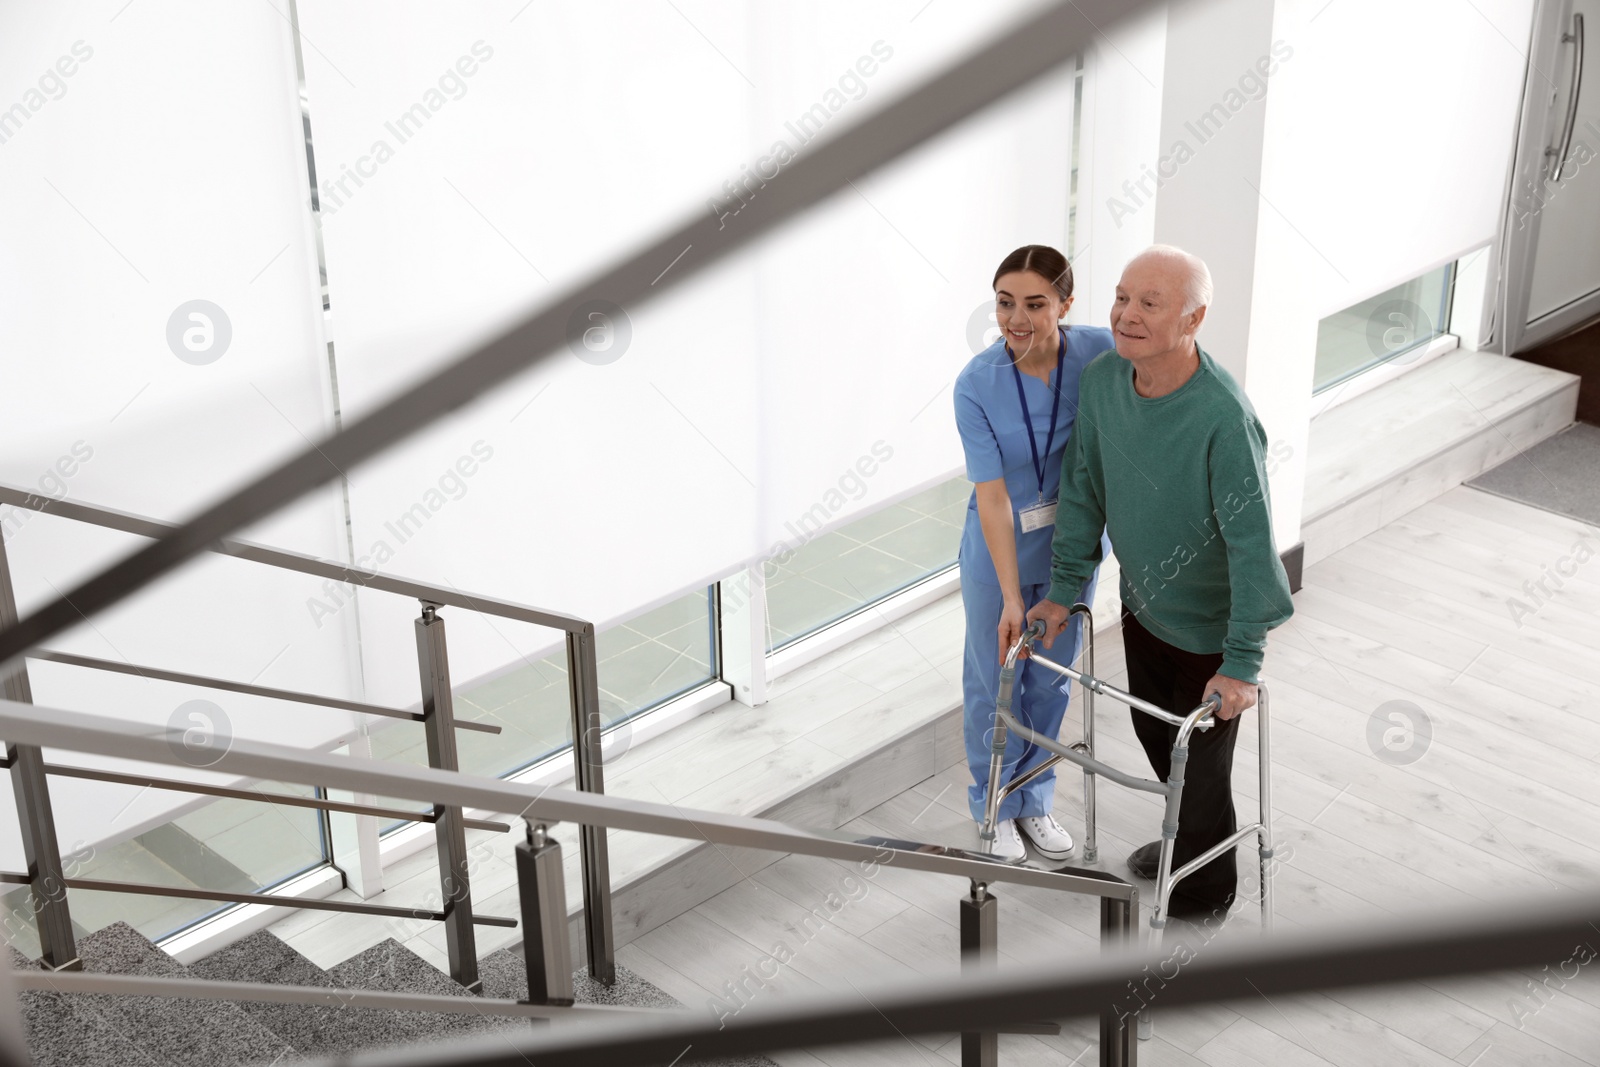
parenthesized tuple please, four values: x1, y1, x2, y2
(617, 485, 1600, 1066)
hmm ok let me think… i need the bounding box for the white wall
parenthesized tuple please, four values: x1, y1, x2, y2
(1260, 0, 1536, 321)
(0, 0, 358, 864)
(1245, 0, 1536, 545)
(1076, 3, 1169, 324)
(292, 0, 1089, 703)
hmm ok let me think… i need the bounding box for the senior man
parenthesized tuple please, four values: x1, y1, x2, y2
(1024, 244, 1293, 921)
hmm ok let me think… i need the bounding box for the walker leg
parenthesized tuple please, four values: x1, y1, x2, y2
(1257, 683, 1275, 934)
(980, 652, 1024, 847)
(1141, 738, 1188, 1042)
(1076, 606, 1098, 864)
(979, 725, 1008, 847)
(1138, 882, 1171, 1041)
(1138, 840, 1176, 1043)
(1137, 914, 1161, 1040)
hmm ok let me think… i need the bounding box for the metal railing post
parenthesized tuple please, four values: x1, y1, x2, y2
(0, 929, 31, 1067)
(1100, 894, 1138, 1067)
(415, 602, 480, 992)
(517, 821, 574, 1009)
(959, 880, 998, 1067)
(0, 533, 78, 972)
(566, 628, 615, 985)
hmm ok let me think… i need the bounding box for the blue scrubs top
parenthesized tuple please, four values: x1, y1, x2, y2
(953, 324, 1114, 588)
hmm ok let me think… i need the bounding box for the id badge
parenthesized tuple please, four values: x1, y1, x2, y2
(1018, 498, 1057, 533)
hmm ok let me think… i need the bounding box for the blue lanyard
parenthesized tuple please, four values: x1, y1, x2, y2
(1007, 326, 1066, 502)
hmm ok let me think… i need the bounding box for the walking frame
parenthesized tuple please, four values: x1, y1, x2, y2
(978, 606, 1275, 1039)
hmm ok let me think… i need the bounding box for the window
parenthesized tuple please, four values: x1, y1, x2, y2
(764, 477, 967, 652)
(368, 587, 718, 829)
(1313, 264, 1456, 393)
(0, 787, 327, 949)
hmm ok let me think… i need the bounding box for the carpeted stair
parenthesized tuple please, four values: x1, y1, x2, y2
(11, 924, 780, 1066)
(14, 924, 293, 1066)
(9, 947, 162, 1067)
(477, 949, 779, 1067)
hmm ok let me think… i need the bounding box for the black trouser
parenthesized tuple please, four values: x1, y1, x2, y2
(1121, 605, 1240, 915)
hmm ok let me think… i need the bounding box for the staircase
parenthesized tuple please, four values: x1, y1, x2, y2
(10, 923, 778, 1066)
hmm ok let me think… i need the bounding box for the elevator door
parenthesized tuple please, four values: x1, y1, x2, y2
(1503, 0, 1600, 351)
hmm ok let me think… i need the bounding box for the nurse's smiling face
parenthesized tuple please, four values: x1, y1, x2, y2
(994, 270, 1072, 365)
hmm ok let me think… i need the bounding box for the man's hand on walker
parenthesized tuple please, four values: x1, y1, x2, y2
(1203, 673, 1257, 721)
(1023, 598, 1071, 652)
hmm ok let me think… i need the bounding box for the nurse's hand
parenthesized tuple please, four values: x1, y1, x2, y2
(1025, 598, 1071, 651)
(997, 599, 1027, 663)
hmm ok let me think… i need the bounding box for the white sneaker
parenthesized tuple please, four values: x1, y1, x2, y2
(1018, 814, 1076, 862)
(982, 819, 1027, 863)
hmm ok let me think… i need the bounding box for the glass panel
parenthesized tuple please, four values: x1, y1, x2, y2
(0, 785, 326, 951)
(1313, 264, 1456, 393)
(370, 588, 717, 832)
(765, 477, 967, 652)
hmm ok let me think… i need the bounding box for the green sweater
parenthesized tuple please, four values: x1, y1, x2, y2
(1047, 345, 1294, 683)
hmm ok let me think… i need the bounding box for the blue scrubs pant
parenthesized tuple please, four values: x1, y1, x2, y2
(960, 569, 1096, 824)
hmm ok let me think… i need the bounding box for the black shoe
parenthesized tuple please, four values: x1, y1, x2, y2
(1128, 841, 1160, 879)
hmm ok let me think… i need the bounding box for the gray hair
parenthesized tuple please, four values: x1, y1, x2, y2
(1129, 244, 1213, 315)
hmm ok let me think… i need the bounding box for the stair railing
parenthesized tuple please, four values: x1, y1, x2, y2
(0, 483, 616, 989)
(0, 695, 1144, 1064)
(3, 696, 1597, 1067)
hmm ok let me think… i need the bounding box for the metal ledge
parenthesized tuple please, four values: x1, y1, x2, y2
(0, 698, 1137, 903)
(10, 968, 672, 1019)
(0, 483, 587, 636)
(63, 877, 518, 928)
(40, 762, 509, 833)
(29, 648, 500, 734)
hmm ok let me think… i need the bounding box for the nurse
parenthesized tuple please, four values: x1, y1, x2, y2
(953, 244, 1110, 864)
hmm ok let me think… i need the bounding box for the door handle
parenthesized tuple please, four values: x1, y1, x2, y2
(1547, 12, 1586, 183)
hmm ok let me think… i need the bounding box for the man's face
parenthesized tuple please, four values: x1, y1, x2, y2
(1110, 258, 1201, 363)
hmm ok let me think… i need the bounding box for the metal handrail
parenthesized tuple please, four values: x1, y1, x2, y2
(0, 866, 518, 927)
(27, 647, 499, 734)
(60, 877, 518, 928)
(0, 483, 587, 635)
(0, 480, 615, 985)
(318, 891, 1600, 1067)
(38, 761, 510, 833)
(8, 968, 676, 1020)
(0, 698, 1134, 902)
(0, 694, 1150, 1060)
(0, 687, 1151, 1054)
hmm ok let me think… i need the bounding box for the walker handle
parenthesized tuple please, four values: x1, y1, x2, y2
(997, 620, 1049, 717)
